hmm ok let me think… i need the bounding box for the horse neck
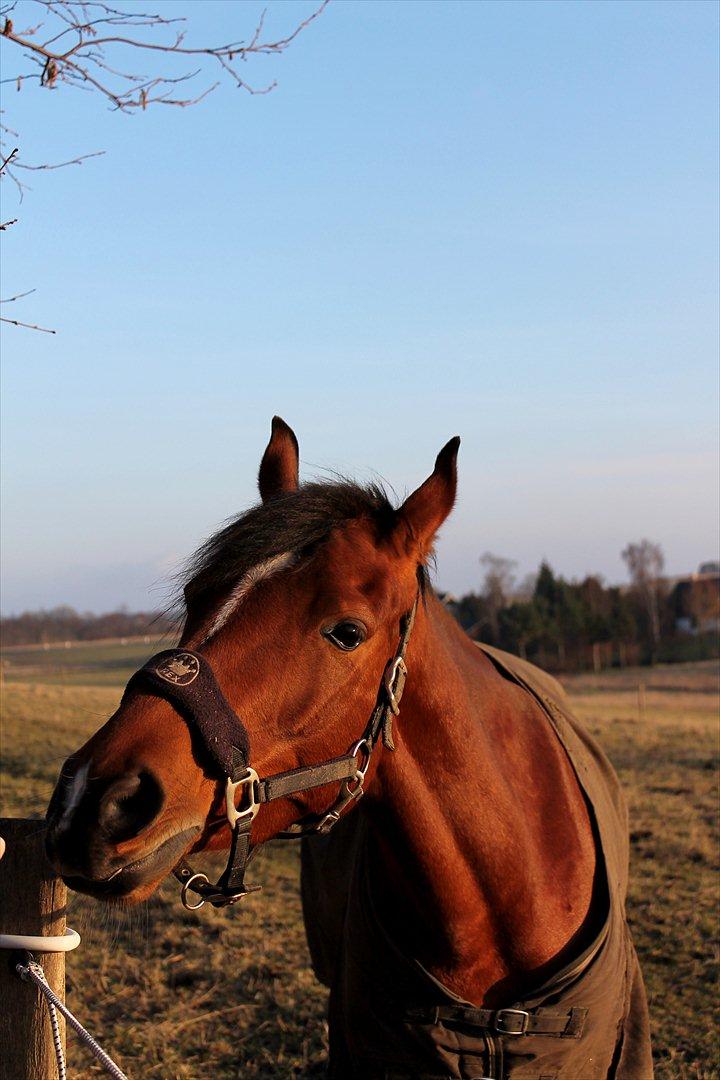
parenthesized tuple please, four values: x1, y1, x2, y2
(367, 594, 597, 1006)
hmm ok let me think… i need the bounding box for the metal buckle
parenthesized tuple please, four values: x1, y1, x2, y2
(225, 767, 260, 829)
(384, 657, 408, 715)
(314, 742, 372, 834)
(494, 1009, 530, 1036)
(316, 810, 341, 834)
(209, 885, 261, 908)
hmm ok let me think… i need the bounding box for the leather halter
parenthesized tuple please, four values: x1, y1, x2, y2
(124, 597, 418, 909)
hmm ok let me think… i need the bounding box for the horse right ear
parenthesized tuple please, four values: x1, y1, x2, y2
(258, 416, 299, 501)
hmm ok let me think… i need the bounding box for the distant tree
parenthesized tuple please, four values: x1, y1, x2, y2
(532, 561, 560, 657)
(0, 606, 175, 646)
(622, 540, 665, 658)
(578, 575, 612, 644)
(607, 588, 633, 640)
(479, 552, 517, 643)
(451, 592, 491, 640)
(514, 571, 538, 603)
(499, 601, 542, 660)
(443, 545, 716, 670)
(534, 561, 558, 608)
(531, 563, 587, 664)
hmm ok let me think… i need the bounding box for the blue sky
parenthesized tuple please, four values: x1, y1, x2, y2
(1, 0, 718, 614)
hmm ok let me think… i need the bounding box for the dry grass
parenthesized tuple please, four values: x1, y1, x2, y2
(1, 649, 718, 1078)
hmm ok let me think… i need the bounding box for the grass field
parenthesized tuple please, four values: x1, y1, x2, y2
(1, 640, 718, 1078)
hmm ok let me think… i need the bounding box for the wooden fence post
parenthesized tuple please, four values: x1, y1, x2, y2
(0, 818, 67, 1079)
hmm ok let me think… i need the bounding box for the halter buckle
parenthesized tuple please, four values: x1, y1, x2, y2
(225, 767, 260, 829)
(384, 657, 408, 715)
(316, 810, 341, 834)
(314, 744, 370, 833)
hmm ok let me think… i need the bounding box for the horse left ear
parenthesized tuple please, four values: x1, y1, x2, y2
(258, 416, 299, 501)
(398, 436, 460, 554)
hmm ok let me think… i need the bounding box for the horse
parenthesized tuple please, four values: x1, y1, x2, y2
(45, 419, 653, 1079)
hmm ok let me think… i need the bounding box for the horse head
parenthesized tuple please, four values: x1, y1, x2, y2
(45, 418, 459, 905)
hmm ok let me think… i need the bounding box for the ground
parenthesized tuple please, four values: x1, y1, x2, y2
(1, 641, 718, 1078)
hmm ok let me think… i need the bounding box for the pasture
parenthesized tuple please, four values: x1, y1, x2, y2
(1, 640, 717, 1078)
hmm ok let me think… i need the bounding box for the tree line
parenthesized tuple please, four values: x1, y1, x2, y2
(447, 541, 719, 671)
(2, 540, 718, 668)
(0, 607, 176, 648)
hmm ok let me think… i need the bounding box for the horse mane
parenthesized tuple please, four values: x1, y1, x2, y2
(181, 479, 426, 608)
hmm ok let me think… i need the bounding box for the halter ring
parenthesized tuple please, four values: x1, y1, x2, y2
(351, 738, 372, 780)
(181, 872, 209, 910)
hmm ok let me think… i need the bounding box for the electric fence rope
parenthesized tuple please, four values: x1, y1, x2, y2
(16, 955, 128, 1080)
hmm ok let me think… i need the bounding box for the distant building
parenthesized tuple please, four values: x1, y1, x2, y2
(670, 563, 720, 635)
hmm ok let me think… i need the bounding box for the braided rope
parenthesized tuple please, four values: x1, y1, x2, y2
(17, 956, 128, 1080)
(45, 993, 67, 1080)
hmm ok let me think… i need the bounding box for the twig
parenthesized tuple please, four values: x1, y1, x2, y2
(16, 148, 105, 171)
(0, 145, 18, 173)
(0, 287, 35, 303)
(0, 314, 56, 334)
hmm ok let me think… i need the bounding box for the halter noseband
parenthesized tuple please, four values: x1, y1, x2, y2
(124, 597, 418, 909)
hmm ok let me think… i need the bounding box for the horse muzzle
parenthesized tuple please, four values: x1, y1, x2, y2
(45, 755, 201, 901)
(56, 827, 201, 901)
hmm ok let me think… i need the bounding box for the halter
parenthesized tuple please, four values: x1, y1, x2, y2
(124, 597, 418, 909)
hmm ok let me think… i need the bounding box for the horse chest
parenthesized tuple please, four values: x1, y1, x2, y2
(300, 650, 654, 1079)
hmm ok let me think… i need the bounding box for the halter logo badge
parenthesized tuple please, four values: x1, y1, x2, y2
(155, 652, 200, 686)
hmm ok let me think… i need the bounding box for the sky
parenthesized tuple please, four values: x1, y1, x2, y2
(1, 0, 718, 614)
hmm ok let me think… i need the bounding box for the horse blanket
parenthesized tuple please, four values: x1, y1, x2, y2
(301, 644, 653, 1079)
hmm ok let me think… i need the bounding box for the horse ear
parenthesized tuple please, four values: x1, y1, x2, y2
(398, 437, 460, 554)
(258, 416, 299, 501)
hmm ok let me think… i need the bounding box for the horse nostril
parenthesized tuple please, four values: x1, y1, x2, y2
(99, 769, 164, 843)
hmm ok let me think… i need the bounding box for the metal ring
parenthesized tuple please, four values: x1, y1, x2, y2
(180, 872, 209, 910)
(350, 738, 372, 779)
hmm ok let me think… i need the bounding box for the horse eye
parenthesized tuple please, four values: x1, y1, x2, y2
(323, 621, 367, 652)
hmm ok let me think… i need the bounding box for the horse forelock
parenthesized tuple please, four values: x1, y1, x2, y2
(177, 479, 417, 639)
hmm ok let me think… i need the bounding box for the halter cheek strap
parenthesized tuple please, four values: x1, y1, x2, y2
(124, 596, 418, 909)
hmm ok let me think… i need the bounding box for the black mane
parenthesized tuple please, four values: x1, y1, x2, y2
(182, 480, 400, 606)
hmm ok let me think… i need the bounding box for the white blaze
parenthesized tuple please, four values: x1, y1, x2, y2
(202, 551, 296, 643)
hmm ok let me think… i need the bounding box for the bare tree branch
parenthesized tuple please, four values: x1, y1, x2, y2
(0, 1, 328, 186)
(0, 4, 328, 335)
(0, 145, 18, 171)
(0, 313, 56, 332)
(16, 148, 105, 170)
(0, 286, 36, 302)
(0, 148, 56, 332)
(1, 2, 328, 109)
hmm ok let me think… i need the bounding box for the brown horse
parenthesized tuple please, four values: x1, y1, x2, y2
(45, 419, 652, 1079)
